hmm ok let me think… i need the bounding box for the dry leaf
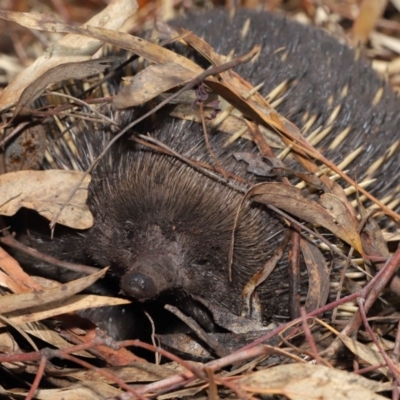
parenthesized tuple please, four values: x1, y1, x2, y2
(67, 362, 186, 383)
(0, 170, 92, 229)
(248, 183, 363, 253)
(239, 363, 388, 399)
(2, 294, 130, 327)
(0, 247, 42, 293)
(14, 57, 120, 115)
(114, 62, 198, 109)
(338, 333, 388, 377)
(0, 268, 107, 314)
(300, 239, 330, 311)
(21, 321, 95, 358)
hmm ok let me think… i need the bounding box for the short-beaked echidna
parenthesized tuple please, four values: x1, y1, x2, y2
(11, 8, 400, 338)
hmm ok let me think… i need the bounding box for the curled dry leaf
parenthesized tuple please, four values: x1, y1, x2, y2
(248, 183, 363, 253)
(1, 294, 130, 328)
(0, 268, 107, 315)
(67, 361, 188, 384)
(338, 333, 388, 377)
(0, 247, 42, 293)
(114, 62, 199, 109)
(241, 231, 290, 320)
(0, 0, 138, 111)
(300, 239, 330, 311)
(0, 270, 24, 294)
(238, 363, 388, 400)
(14, 57, 120, 116)
(0, 11, 81, 32)
(0, 170, 92, 229)
(21, 321, 95, 358)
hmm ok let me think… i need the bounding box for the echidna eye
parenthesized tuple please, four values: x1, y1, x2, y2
(126, 230, 135, 240)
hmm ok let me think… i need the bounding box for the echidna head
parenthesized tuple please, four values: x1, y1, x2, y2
(84, 147, 267, 305)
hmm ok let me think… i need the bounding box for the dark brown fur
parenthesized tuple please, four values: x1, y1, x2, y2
(14, 9, 400, 337)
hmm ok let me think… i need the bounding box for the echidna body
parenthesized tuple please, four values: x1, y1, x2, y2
(18, 9, 400, 336)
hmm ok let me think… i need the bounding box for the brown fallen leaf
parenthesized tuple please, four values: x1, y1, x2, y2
(0, 247, 42, 293)
(238, 363, 388, 399)
(14, 57, 120, 116)
(248, 182, 363, 253)
(21, 321, 95, 358)
(338, 333, 388, 377)
(0, 169, 92, 229)
(1, 294, 130, 328)
(0, 268, 107, 314)
(65, 361, 188, 384)
(114, 62, 198, 109)
(300, 239, 330, 311)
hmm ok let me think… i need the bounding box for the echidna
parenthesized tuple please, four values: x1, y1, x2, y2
(8, 8, 400, 339)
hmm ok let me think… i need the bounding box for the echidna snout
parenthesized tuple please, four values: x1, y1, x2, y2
(120, 256, 180, 300)
(121, 271, 158, 299)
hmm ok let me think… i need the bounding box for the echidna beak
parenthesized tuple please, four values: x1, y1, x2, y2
(121, 271, 158, 299)
(120, 256, 178, 300)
